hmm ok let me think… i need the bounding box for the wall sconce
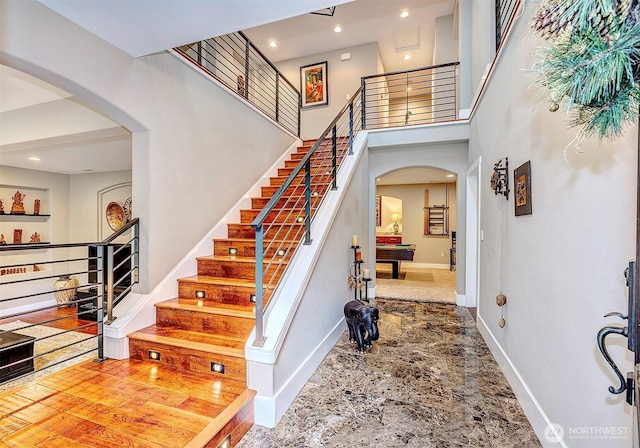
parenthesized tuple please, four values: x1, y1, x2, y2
(228, 247, 238, 255)
(491, 158, 509, 199)
(195, 290, 206, 299)
(148, 350, 161, 361)
(211, 362, 226, 374)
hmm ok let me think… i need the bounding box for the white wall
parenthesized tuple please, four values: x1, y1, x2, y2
(1, 0, 297, 292)
(276, 42, 381, 139)
(433, 14, 458, 65)
(470, 2, 637, 445)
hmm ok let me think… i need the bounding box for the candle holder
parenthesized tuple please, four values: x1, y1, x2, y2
(349, 245, 368, 302)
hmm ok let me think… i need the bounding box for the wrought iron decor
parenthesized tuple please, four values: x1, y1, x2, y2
(491, 158, 509, 199)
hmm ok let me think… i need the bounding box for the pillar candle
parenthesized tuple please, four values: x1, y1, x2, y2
(363, 268, 370, 278)
(356, 250, 362, 261)
(351, 235, 359, 246)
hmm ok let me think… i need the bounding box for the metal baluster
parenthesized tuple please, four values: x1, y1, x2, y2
(304, 159, 312, 245)
(254, 226, 265, 347)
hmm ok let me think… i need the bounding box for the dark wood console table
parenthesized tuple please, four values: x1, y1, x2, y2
(0, 331, 35, 383)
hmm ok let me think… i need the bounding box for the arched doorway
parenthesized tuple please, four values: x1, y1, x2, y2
(374, 167, 457, 304)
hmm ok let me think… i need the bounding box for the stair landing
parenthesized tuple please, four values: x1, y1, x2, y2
(0, 358, 255, 447)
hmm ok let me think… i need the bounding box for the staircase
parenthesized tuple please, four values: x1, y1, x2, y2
(126, 139, 331, 447)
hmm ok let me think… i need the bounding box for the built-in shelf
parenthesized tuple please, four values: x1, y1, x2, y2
(0, 214, 51, 219)
(424, 205, 449, 236)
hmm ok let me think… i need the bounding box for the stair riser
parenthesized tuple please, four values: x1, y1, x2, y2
(227, 223, 304, 240)
(156, 308, 254, 339)
(283, 157, 343, 169)
(213, 239, 294, 258)
(197, 259, 258, 280)
(250, 196, 307, 209)
(177, 281, 272, 304)
(197, 258, 287, 282)
(240, 209, 310, 224)
(129, 339, 246, 383)
(261, 183, 330, 197)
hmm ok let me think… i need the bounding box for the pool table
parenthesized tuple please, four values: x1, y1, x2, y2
(376, 244, 416, 279)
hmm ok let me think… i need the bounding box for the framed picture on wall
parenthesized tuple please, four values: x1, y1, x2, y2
(514, 161, 532, 216)
(300, 61, 328, 108)
(376, 195, 382, 226)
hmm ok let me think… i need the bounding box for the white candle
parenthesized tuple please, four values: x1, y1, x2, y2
(351, 235, 359, 246)
(363, 268, 370, 278)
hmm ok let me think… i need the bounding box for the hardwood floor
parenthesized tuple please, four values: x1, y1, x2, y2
(0, 358, 254, 447)
(0, 306, 97, 336)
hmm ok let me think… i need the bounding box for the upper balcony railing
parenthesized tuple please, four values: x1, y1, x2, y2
(361, 62, 460, 130)
(176, 31, 301, 136)
(496, 0, 519, 50)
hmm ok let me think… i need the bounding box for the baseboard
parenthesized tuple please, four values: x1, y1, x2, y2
(476, 315, 560, 447)
(0, 299, 57, 318)
(402, 262, 450, 270)
(252, 318, 345, 427)
(456, 293, 465, 306)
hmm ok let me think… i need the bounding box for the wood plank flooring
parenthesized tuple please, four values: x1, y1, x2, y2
(0, 306, 97, 336)
(0, 358, 254, 447)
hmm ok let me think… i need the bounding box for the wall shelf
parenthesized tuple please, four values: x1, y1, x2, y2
(424, 206, 449, 236)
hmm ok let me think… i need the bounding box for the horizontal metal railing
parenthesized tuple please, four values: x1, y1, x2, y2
(496, 0, 520, 51)
(250, 88, 363, 346)
(176, 31, 301, 136)
(361, 62, 460, 130)
(0, 219, 139, 385)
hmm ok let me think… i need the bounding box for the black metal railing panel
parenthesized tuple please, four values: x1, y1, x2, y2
(176, 31, 300, 136)
(250, 88, 363, 346)
(496, 0, 520, 50)
(361, 63, 460, 130)
(0, 219, 139, 386)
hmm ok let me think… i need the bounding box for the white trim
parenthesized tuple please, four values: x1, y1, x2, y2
(456, 293, 465, 306)
(477, 315, 558, 447)
(252, 318, 345, 427)
(465, 157, 481, 309)
(0, 299, 57, 318)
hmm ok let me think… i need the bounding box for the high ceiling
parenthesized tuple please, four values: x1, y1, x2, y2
(1, 0, 457, 175)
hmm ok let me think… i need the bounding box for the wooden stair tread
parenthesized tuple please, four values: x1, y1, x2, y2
(129, 325, 246, 356)
(157, 298, 255, 318)
(179, 275, 268, 288)
(196, 255, 263, 263)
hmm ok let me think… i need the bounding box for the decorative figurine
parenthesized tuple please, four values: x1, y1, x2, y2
(30, 232, 41, 243)
(343, 300, 380, 353)
(13, 229, 22, 244)
(33, 199, 41, 215)
(0, 199, 4, 214)
(0, 234, 5, 245)
(10, 190, 26, 214)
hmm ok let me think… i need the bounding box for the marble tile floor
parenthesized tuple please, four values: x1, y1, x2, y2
(237, 298, 541, 448)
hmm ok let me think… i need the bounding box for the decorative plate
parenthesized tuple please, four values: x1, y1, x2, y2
(106, 201, 126, 231)
(123, 196, 132, 222)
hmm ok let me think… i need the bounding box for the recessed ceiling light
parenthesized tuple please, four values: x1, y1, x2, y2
(404, 54, 411, 61)
(400, 11, 409, 19)
(269, 41, 277, 48)
(334, 26, 342, 33)
(28, 156, 40, 161)
(446, 174, 455, 178)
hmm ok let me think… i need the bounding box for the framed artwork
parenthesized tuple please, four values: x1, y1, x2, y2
(300, 61, 328, 108)
(514, 161, 532, 216)
(376, 195, 382, 226)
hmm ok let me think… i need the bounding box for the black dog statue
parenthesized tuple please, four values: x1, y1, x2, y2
(344, 300, 379, 352)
